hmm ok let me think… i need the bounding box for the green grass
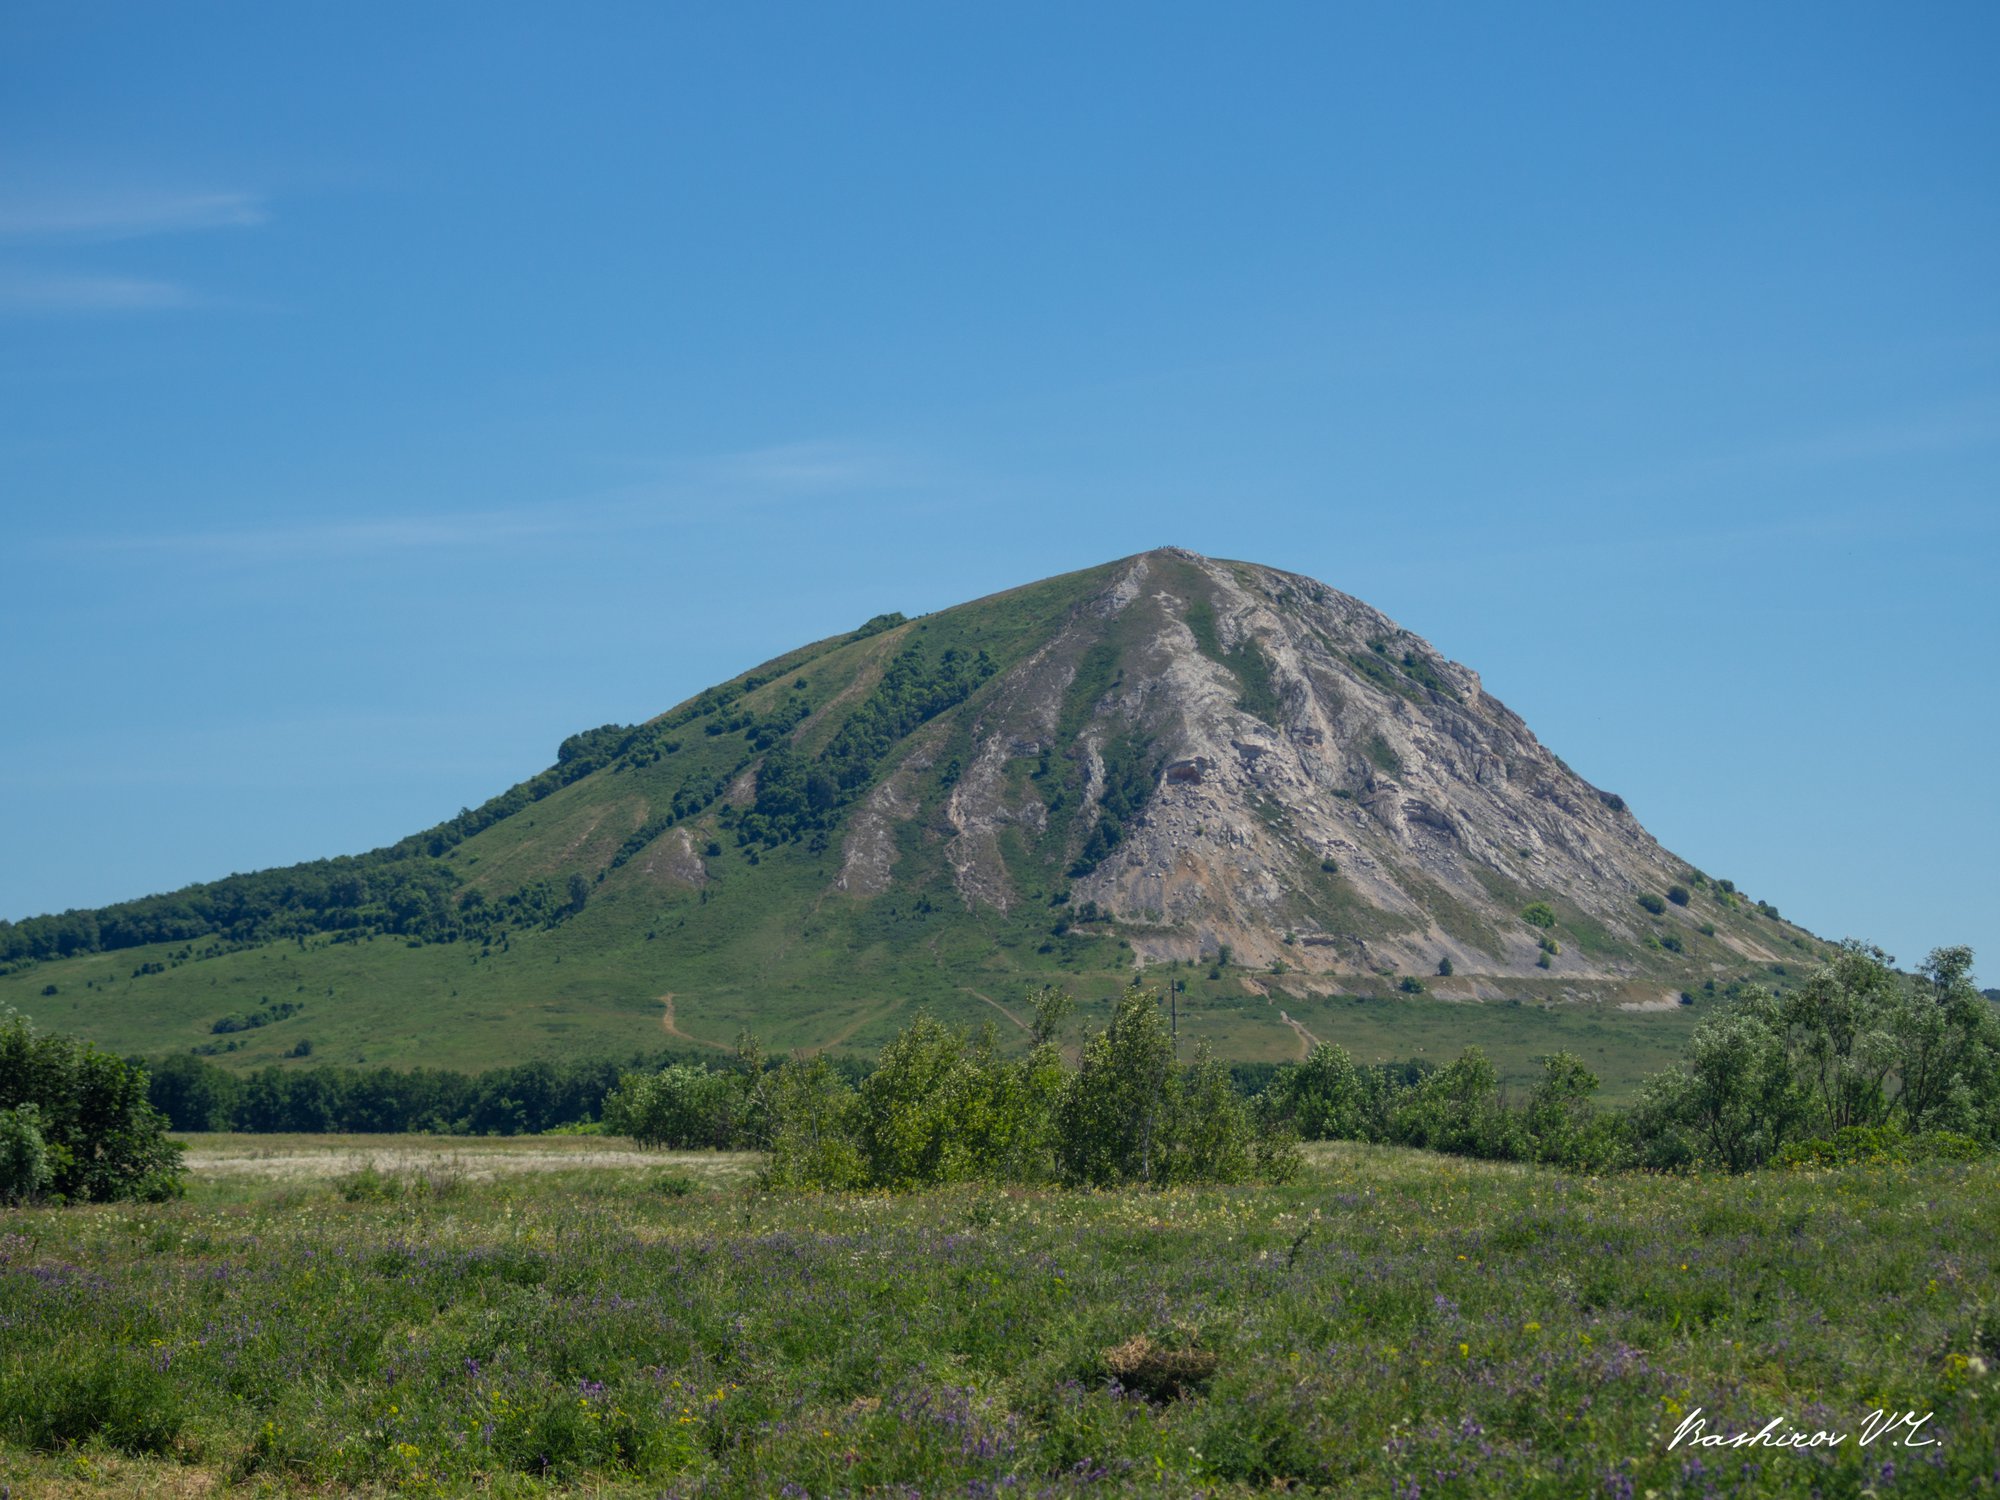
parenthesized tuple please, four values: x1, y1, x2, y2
(1, 1141, 1994, 1495)
(0, 884, 1720, 1095)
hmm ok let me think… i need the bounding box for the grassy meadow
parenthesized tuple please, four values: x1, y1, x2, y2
(2, 1137, 1996, 1496)
(8, 917, 1709, 1103)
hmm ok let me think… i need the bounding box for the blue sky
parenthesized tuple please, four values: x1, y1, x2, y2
(2, 2, 1995, 979)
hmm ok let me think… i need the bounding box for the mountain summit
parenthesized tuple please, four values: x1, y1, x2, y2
(3, 550, 1826, 1077)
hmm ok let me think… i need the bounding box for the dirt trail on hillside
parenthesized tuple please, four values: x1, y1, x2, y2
(961, 987, 1031, 1033)
(1278, 1010, 1321, 1060)
(811, 995, 909, 1054)
(659, 993, 727, 1051)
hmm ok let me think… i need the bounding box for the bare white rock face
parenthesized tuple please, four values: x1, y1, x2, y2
(863, 548, 1789, 986)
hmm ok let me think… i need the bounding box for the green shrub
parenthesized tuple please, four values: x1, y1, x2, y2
(758, 1055, 868, 1191)
(1777, 1128, 1985, 1169)
(1436, 957, 1454, 977)
(1521, 902, 1556, 929)
(604, 1062, 744, 1149)
(1667, 885, 1691, 906)
(336, 1162, 402, 1202)
(0, 1103, 54, 1203)
(1390, 1048, 1519, 1159)
(1637, 893, 1667, 916)
(481, 1382, 678, 1478)
(335, 1159, 465, 1203)
(0, 1016, 183, 1202)
(1398, 976, 1426, 995)
(1260, 1043, 1366, 1141)
(1054, 987, 1267, 1187)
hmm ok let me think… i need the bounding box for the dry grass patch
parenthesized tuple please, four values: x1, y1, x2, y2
(1100, 1334, 1220, 1402)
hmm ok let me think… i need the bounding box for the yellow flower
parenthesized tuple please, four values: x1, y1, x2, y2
(1458, 1342, 1470, 1358)
(1524, 1321, 1541, 1333)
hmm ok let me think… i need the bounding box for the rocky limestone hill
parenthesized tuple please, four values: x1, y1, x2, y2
(930, 548, 1795, 988)
(1, 549, 1829, 1077)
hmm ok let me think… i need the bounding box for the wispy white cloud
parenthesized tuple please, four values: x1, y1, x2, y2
(35, 439, 937, 563)
(699, 440, 920, 492)
(0, 270, 195, 314)
(68, 509, 572, 563)
(0, 189, 267, 242)
(0, 186, 268, 316)
(1754, 396, 2000, 467)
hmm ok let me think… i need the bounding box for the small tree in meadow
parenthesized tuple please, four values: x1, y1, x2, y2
(758, 1055, 866, 1191)
(1629, 995, 1802, 1172)
(855, 1013, 986, 1188)
(603, 1063, 741, 1149)
(0, 1103, 53, 1204)
(1521, 1052, 1616, 1168)
(0, 1014, 184, 1203)
(1054, 985, 1264, 1187)
(1264, 1042, 1367, 1141)
(1390, 1046, 1519, 1159)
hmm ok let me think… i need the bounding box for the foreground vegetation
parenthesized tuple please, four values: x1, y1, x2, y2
(2, 1139, 1996, 1496)
(597, 943, 1999, 1187)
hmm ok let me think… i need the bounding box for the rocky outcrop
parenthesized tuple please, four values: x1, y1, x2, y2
(908, 548, 1738, 981)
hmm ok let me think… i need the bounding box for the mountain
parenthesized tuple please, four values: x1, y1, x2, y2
(0, 549, 1832, 1092)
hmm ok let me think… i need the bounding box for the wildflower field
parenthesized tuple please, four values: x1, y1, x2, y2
(2, 1139, 1997, 1498)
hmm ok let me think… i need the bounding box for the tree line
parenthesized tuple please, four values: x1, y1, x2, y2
(141, 1049, 728, 1136)
(605, 943, 1997, 1182)
(7, 942, 1990, 1206)
(606, 987, 1298, 1189)
(1255, 942, 1997, 1172)
(137, 941, 2000, 1178)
